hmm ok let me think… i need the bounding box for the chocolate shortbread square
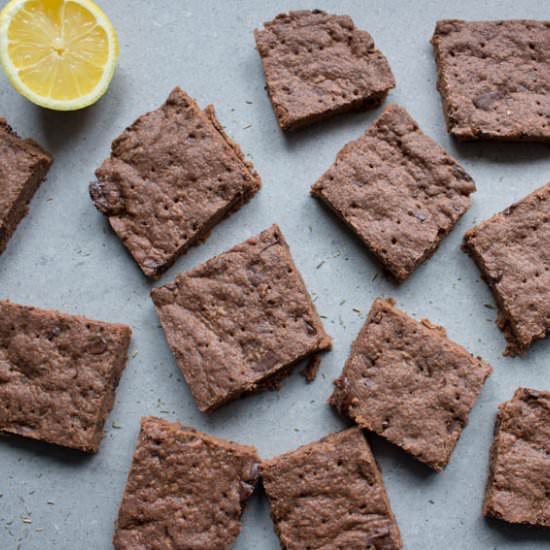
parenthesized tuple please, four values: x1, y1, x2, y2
(114, 417, 259, 549)
(463, 182, 550, 355)
(151, 225, 331, 412)
(483, 388, 550, 527)
(262, 428, 402, 550)
(90, 87, 261, 278)
(0, 300, 130, 452)
(312, 104, 475, 281)
(432, 20, 550, 141)
(0, 119, 52, 255)
(255, 10, 395, 130)
(330, 298, 491, 471)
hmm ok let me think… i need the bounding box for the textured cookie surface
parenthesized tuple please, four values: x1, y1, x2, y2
(463, 182, 550, 355)
(312, 104, 475, 281)
(0, 300, 131, 452)
(90, 87, 260, 278)
(262, 428, 402, 550)
(0, 119, 52, 255)
(432, 20, 550, 140)
(114, 417, 259, 550)
(151, 224, 331, 412)
(330, 299, 491, 471)
(255, 10, 395, 130)
(483, 388, 550, 527)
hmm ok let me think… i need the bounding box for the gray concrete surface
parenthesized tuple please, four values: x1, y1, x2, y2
(1, 1, 550, 548)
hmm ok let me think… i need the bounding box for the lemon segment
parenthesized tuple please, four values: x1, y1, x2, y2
(0, 0, 118, 110)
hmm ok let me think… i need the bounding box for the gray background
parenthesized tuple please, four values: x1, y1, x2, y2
(1, 0, 549, 548)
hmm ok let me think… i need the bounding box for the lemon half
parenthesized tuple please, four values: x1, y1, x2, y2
(0, 0, 118, 110)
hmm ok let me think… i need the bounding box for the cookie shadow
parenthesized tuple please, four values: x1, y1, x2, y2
(238, 479, 281, 549)
(281, 105, 384, 151)
(203, 356, 313, 425)
(34, 69, 127, 153)
(519, 330, 550, 361)
(0, 433, 95, 466)
(485, 516, 550, 544)
(368, 433, 437, 481)
(35, 105, 95, 152)
(452, 139, 550, 165)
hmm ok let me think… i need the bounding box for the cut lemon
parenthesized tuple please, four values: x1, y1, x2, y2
(0, 0, 118, 110)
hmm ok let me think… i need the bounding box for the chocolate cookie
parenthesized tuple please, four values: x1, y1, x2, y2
(463, 182, 550, 355)
(151, 225, 331, 412)
(483, 388, 550, 527)
(432, 20, 550, 140)
(255, 10, 395, 130)
(114, 417, 259, 549)
(90, 87, 261, 279)
(312, 104, 475, 281)
(330, 298, 492, 471)
(0, 119, 52, 255)
(0, 300, 131, 452)
(262, 428, 402, 550)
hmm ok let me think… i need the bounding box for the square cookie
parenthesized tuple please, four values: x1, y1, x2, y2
(311, 104, 475, 281)
(330, 298, 492, 471)
(0, 118, 52, 255)
(261, 428, 402, 550)
(0, 300, 131, 452)
(432, 20, 550, 141)
(114, 417, 259, 550)
(90, 87, 261, 279)
(463, 182, 550, 355)
(151, 224, 331, 413)
(254, 10, 395, 130)
(483, 388, 550, 527)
